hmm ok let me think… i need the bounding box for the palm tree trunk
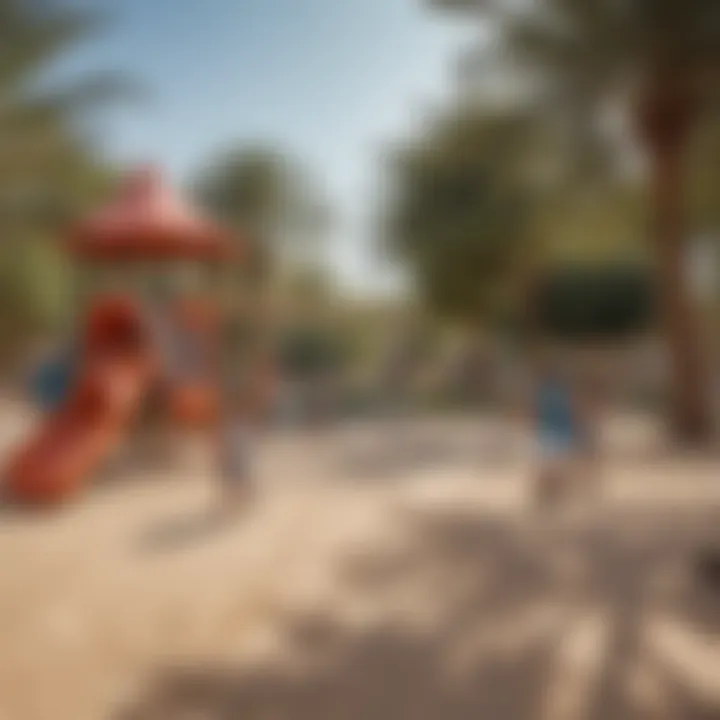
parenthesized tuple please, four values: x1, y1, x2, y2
(650, 143, 713, 443)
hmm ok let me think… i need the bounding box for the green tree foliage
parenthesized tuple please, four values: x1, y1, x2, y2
(385, 110, 537, 328)
(278, 324, 350, 381)
(432, 0, 720, 175)
(193, 146, 331, 285)
(385, 106, 650, 344)
(534, 184, 647, 267)
(0, 0, 124, 360)
(430, 0, 720, 440)
(193, 145, 335, 385)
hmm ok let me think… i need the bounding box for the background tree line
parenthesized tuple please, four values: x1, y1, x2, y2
(384, 0, 720, 442)
(0, 0, 344, 385)
(9, 0, 720, 437)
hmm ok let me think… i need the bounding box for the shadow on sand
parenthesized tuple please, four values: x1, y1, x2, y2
(120, 501, 720, 720)
(138, 510, 236, 554)
(334, 423, 519, 482)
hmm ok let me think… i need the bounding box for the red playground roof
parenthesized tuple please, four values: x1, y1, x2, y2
(69, 167, 236, 261)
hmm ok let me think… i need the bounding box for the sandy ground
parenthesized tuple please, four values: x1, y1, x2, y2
(0, 406, 719, 719)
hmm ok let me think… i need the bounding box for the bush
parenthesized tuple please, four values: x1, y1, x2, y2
(278, 325, 350, 380)
(534, 265, 654, 341)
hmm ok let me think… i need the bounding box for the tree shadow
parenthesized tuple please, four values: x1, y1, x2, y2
(333, 422, 519, 482)
(0, 493, 74, 522)
(137, 509, 238, 555)
(120, 502, 720, 719)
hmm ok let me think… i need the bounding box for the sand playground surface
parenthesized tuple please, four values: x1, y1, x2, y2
(0, 404, 719, 719)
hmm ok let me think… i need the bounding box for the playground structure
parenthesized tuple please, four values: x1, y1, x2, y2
(4, 168, 236, 505)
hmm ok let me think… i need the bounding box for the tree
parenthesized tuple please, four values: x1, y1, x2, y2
(384, 110, 537, 332)
(0, 0, 125, 360)
(193, 146, 331, 287)
(430, 0, 720, 441)
(193, 145, 333, 387)
(0, 0, 127, 222)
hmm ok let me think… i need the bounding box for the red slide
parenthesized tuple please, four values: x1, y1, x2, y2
(5, 297, 156, 505)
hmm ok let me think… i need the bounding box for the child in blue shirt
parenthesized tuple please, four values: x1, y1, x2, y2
(533, 353, 584, 506)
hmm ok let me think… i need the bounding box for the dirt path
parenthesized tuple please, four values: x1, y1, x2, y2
(0, 414, 718, 719)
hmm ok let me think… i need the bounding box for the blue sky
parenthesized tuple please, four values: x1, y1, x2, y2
(53, 0, 470, 293)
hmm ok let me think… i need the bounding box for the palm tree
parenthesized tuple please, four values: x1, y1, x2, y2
(0, 0, 127, 360)
(432, 0, 720, 442)
(0, 0, 126, 210)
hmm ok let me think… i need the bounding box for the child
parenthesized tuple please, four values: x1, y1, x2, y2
(532, 353, 582, 507)
(217, 381, 256, 514)
(215, 346, 275, 514)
